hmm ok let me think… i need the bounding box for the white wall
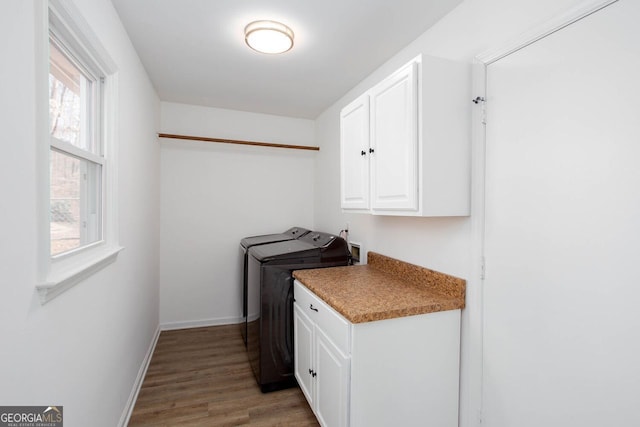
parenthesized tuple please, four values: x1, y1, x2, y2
(159, 102, 316, 328)
(483, 2, 640, 425)
(313, 1, 594, 426)
(0, 1, 160, 426)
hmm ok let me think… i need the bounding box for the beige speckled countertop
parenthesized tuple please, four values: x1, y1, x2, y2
(293, 251, 466, 324)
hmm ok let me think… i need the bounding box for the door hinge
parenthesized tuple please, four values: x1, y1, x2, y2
(473, 96, 487, 124)
(480, 256, 486, 280)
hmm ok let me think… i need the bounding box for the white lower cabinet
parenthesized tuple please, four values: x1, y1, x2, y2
(294, 280, 461, 427)
(294, 305, 350, 427)
(294, 281, 350, 427)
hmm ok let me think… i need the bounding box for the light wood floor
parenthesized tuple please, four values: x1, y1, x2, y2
(128, 325, 319, 426)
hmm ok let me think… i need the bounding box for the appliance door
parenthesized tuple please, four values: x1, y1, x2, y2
(240, 234, 294, 346)
(240, 244, 248, 344)
(246, 253, 262, 379)
(259, 265, 296, 387)
(247, 255, 297, 391)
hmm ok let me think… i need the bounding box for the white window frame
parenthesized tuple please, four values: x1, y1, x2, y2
(36, 0, 122, 304)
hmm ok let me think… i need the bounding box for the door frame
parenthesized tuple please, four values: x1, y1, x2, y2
(465, 1, 618, 426)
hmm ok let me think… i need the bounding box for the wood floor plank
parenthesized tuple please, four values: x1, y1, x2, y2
(128, 325, 319, 426)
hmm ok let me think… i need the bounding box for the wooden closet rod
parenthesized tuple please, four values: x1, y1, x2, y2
(158, 133, 320, 151)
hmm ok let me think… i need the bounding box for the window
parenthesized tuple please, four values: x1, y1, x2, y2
(49, 34, 104, 256)
(37, 0, 120, 304)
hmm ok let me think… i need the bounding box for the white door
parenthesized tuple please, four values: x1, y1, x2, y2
(483, 1, 640, 426)
(340, 94, 370, 210)
(369, 61, 418, 211)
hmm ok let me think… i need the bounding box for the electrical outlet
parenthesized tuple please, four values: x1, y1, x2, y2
(350, 242, 361, 264)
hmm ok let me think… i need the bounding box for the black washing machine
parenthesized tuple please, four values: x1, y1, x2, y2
(239, 227, 310, 345)
(246, 231, 350, 392)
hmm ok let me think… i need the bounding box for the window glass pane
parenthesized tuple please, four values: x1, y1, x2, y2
(50, 149, 102, 256)
(49, 40, 92, 151)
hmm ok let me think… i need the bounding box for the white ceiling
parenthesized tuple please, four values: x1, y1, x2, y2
(111, 0, 463, 119)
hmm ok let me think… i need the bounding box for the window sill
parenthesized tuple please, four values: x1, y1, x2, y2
(36, 245, 123, 304)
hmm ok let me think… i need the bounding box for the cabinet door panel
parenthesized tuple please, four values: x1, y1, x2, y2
(296, 280, 350, 355)
(340, 94, 370, 210)
(315, 329, 350, 427)
(370, 62, 418, 211)
(294, 305, 315, 405)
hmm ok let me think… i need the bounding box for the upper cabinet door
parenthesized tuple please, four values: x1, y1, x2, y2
(340, 94, 370, 211)
(369, 61, 419, 211)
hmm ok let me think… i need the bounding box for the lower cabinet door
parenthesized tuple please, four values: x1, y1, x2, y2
(294, 305, 314, 405)
(315, 328, 350, 427)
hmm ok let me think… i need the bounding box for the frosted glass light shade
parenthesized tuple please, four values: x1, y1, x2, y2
(245, 20, 294, 54)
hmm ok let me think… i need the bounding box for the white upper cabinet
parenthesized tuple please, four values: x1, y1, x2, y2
(340, 54, 470, 216)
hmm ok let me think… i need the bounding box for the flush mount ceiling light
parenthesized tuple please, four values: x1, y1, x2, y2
(244, 20, 294, 54)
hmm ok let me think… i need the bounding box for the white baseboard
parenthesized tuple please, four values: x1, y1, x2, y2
(118, 325, 161, 427)
(160, 316, 242, 331)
